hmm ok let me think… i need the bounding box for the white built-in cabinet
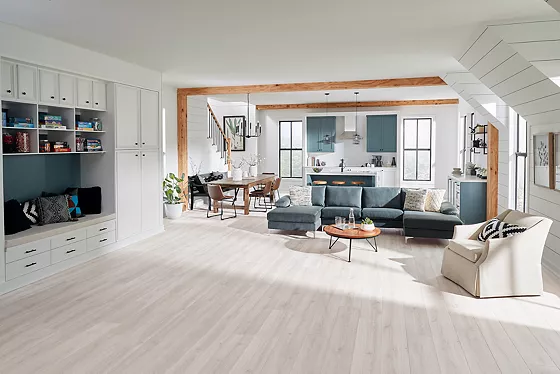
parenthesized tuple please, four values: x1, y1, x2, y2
(39, 69, 59, 104)
(59, 73, 75, 106)
(116, 151, 143, 241)
(16, 64, 37, 102)
(141, 150, 161, 232)
(1, 60, 16, 99)
(76, 78, 106, 110)
(93, 81, 107, 110)
(115, 84, 159, 149)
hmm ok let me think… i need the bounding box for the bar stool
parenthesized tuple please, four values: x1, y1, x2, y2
(351, 181, 365, 186)
(313, 180, 327, 185)
(332, 181, 346, 185)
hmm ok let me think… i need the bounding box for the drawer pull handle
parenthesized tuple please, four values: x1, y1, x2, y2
(24, 249, 37, 254)
(66, 249, 76, 254)
(66, 237, 76, 241)
(6, 89, 11, 93)
(25, 262, 37, 268)
(99, 228, 107, 231)
(100, 239, 108, 243)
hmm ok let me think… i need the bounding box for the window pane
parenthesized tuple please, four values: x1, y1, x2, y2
(404, 120, 417, 149)
(292, 121, 303, 148)
(417, 151, 431, 181)
(280, 150, 291, 178)
(280, 122, 291, 148)
(417, 119, 431, 149)
(516, 156, 526, 211)
(518, 116, 527, 153)
(404, 150, 417, 180)
(291, 150, 303, 177)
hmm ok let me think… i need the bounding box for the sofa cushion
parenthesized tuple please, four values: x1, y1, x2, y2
(267, 206, 322, 224)
(362, 187, 402, 209)
(448, 239, 485, 263)
(321, 206, 362, 219)
(403, 211, 463, 232)
(312, 186, 326, 207)
(325, 186, 361, 208)
(362, 208, 403, 221)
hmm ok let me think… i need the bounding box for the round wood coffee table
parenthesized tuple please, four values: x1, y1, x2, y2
(324, 224, 381, 262)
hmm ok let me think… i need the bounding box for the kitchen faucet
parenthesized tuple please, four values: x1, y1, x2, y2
(339, 158, 345, 172)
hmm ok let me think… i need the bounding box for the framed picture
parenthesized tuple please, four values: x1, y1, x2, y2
(224, 116, 246, 152)
(534, 133, 551, 188)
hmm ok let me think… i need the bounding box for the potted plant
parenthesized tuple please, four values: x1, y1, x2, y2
(163, 173, 187, 219)
(244, 154, 264, 177)
(360, 217, 375, 231)
(231, 159, 245, 181)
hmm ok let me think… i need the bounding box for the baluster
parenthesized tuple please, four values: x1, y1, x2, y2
(212, 120, 215, 146)
(208, 110, 211, 139)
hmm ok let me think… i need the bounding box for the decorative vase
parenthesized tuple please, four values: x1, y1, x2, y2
(249, 165, 258, 177)
(165, 204, 183, 219)
(232, 168, 243, 181)
(360, 223, 375, 232)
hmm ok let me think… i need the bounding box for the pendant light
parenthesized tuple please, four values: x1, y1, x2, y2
(245, 93, 261, 138)
(353, 92, 363, 145)
(323, 92, 332, 144)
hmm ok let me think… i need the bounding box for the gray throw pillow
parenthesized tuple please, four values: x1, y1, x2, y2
(37, 195, 71, 225)
(403, 189, 428, 212)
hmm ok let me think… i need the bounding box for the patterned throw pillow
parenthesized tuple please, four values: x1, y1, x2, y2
(478, 218, 527, 242)
(403, 189, 428, 212)
(22, 198, 39, 224)
(36, 195, 70, 225)
(424, 189, 446, 212)
(289, 186, 312, 206)
(67, 194, 83, 218)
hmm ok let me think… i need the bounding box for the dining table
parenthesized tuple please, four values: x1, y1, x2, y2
(207, 174, 276, 215)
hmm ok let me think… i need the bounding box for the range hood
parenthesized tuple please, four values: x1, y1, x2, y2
(341, 115, 361, 139)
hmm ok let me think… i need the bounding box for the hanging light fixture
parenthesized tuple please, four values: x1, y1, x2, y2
(322, 92, 332, 144)
(353, 91, 363, 145)
(245, 93, 261, 138)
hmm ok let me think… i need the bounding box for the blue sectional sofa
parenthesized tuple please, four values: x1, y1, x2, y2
(267, 186, 463, 240)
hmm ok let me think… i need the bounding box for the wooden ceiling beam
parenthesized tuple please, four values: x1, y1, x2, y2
(255, 99, 459, 111)
(177, 77, 446, 96)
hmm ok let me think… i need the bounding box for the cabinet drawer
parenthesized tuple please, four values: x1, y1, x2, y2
(86, 220, 116, 238)
(6, 252, 51, 281)
(87, 231, 116, 252)
(51, 228, 86, 249)
(51, 240, 87, 264)
(6, 239, 50, 264)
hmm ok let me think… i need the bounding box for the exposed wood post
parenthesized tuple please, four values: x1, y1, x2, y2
(549, 133, 556, 190)
(487, 123, 499, 219)
(177, 93, 188, 210)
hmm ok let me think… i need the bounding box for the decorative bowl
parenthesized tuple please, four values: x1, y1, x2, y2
(360, 223, 376, 232)
(312, 167, 323, 173)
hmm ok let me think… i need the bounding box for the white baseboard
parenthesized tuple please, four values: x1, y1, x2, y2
(0, 227, 164, 296)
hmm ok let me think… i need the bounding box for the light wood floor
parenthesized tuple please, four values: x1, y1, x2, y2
(2, 210, 560, 373)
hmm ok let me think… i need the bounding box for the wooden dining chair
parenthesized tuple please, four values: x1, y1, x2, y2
(207, 185, 237, 220)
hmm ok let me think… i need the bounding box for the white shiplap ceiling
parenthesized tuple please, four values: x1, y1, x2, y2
(0, 0, 556, 88)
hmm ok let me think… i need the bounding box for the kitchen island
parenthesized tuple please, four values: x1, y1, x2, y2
(305, 167, 398, 187)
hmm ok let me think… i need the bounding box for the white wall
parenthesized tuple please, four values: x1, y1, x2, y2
(162, 84, 178, 176)
(258, 104, 459, 190)
(0, 22, 161, 91)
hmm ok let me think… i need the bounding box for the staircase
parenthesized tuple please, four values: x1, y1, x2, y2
(207, 103, 231, 171)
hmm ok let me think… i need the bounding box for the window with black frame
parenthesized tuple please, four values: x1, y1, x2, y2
(514, 114, 528, 212)
(279, 121, 303, 178)
(403, 118, 432, 181)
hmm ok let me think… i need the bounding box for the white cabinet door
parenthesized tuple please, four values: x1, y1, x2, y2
(17, 64, 37, 101)
(140, 90, 159, 148)
(39, 69, 59, 104)
(1, 60, 16, 99)
(59, 74, 75, 106)
(116, 151, 142, 241)
(77, 78, 93, 108)
(116, 84, 140, 149)
(141, 150, 161, 232)
(92, 81, 107, 110)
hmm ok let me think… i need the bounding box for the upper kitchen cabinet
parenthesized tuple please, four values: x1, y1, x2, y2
(16, 64, 37, 102)
(306, 116, 336, 153)
(58, 74, 75, 106)
(1, 60, 16, 100)
(367, 115, 397, 152)
(93, 81, 107, 110)
(77, 78, 93, 108)
(39, 69, 59, 104)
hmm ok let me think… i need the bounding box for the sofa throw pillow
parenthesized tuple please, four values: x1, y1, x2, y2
(22, 198, 39, 224)
(403, 189, 428, 212)
(289, 186, 312, 206)
(37, 195, 70, 225)
(65, 188, 84, 218)
(478, 218, 527, 242)
(71, 187, 102, 214)
(424, 189, 446, 212)
(4, 199, 31, 235)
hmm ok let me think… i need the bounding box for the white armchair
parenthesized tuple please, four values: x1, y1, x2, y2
(441, 209, 552, 298)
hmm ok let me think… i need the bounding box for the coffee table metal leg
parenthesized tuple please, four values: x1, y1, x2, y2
(348, 239, 352, 262)
(329, 236, 339, 250)
(365, 237, 378, 252)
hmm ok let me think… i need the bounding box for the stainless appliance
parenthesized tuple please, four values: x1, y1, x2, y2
(372, 156, 383, 167)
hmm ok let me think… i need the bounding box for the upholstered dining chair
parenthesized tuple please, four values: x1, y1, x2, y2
(271, 177, 282, 201)
(441, 209, 552, 298)
(249, 181, 273, 212)
(207, 185, 237, 220)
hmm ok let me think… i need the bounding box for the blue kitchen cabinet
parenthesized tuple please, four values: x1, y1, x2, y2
(367, 115, 397, 152)
(306, 116, 336, 153)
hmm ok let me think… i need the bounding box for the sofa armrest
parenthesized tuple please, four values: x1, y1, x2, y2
(440, 201, 458, 216)
(275, 195, 291, 208)
(453, 223, 485, 240)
